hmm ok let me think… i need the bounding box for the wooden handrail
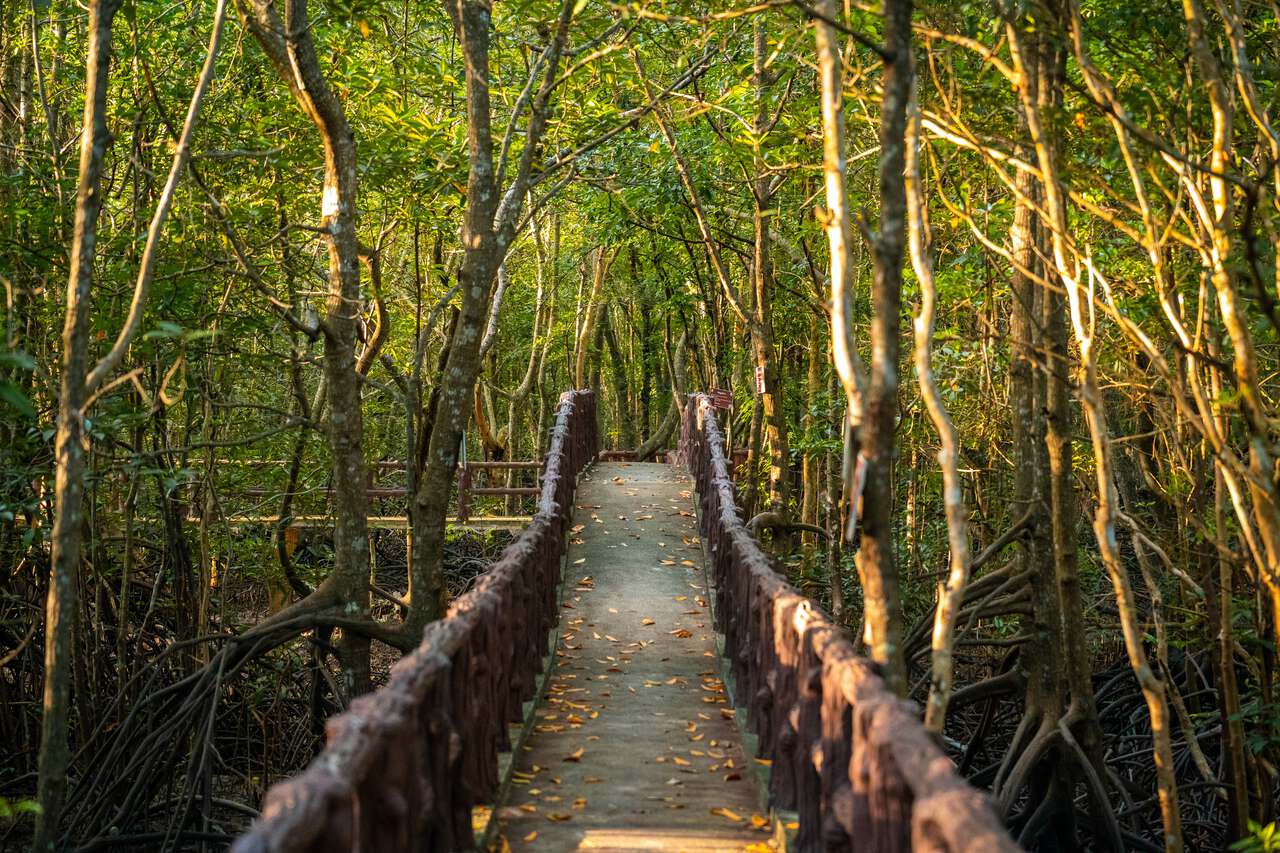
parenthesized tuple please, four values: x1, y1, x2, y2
(231, 390, 599, 853)
(680, 393, 1020, 853)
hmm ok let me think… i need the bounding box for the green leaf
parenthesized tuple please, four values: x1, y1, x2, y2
(0, 381, 35, 419)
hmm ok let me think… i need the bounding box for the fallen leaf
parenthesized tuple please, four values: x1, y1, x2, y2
(641, 617, 655, 626)
(751, 814, 769, 829)
(711, 806, 744, 822)
(564, 747, 584, 762)
(573, 557, 586, 565)
(545, 812, 572, 822)
(523, 831, 538, 842)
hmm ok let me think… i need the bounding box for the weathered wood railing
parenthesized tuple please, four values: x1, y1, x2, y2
(241, 459, 544, 521)
(454, 460, 542, 521)
(231, 390, 598, 853)
(681, 393, 1019, 853)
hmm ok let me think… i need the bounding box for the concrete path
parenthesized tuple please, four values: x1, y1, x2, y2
(493, 463, 775, 852)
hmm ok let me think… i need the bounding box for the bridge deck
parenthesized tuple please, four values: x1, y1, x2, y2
(493, 462, 773, 852)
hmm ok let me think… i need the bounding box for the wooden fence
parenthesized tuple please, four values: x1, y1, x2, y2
(681, 393, 1019, 853)
(230, 390, 598, 852)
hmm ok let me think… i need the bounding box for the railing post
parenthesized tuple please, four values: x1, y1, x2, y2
(457, 463, 471, 523)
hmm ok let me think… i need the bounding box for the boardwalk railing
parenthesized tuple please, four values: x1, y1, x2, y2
(681, 393, 1019, 853)
(232, 390, 598, 853)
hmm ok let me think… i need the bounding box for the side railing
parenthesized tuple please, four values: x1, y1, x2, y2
(681, 393, 1018, 853)
(232, 390, 599, 853)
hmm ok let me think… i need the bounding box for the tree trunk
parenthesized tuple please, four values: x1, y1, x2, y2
(601, 306, 632, 449)
(858, 0, 912, 692)
(409, 0, 574, 631)
(34, 0, 119, 845)
(32, 0, 116, 840)
(800, 314, 821, 544)
(751, 18, 787, 515)
(240, 0, 373, 695)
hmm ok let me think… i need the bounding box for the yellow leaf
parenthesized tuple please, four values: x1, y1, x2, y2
(564, 747, 584, 762)
(523, 831, 538, 842)
(710, 806, 744, 822)
(641, 617, 655, 625)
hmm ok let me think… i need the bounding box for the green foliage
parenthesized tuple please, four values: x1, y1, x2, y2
(0, 796, 41, 821)
(1231, 821, 1280, 853)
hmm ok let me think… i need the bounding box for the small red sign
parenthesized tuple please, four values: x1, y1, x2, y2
(709, 389, 732, 410)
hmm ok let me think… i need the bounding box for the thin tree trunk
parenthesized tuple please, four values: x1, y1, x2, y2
(800, 314, 821, 546)
(601, 305, 632, 449)
(1008, 15, 1183, 848)
(751, 18, 787, 514)
(574, 246, 613, 389)
(239, 0, 373, 694)
(34, 0, 119, 844)
(410, 0, 574, 631)
(907, 98, 973, 733)
(815, 0, 912, 691)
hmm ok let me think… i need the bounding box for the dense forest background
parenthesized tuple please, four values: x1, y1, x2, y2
(3, 0, 1280, 850)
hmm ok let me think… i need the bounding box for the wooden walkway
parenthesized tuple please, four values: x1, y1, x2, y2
(230, 392, 1018, 853)
(493, 462, 774, 852)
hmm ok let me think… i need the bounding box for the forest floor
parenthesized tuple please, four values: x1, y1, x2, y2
(492, 462, 777, 852)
